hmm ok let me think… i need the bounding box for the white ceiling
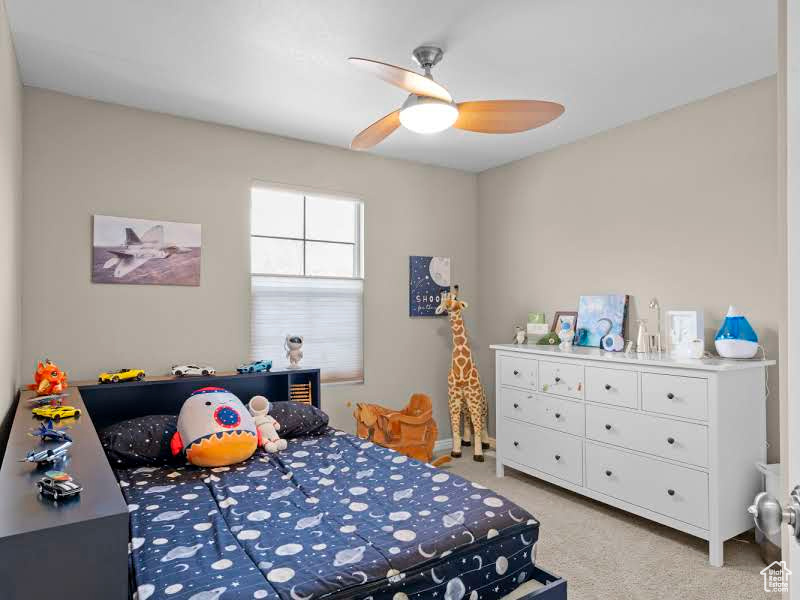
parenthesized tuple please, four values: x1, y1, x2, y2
(5, 0, 777, 172)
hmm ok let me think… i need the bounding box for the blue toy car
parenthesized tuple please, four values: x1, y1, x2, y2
(237, 359, 272, 374)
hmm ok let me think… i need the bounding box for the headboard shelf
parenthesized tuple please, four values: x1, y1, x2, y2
(79, 369, 321, 431)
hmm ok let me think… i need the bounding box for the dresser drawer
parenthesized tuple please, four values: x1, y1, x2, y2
(585, 443, 709, 529)
(642, 373, 708, 420)
(539, 360, 584, 399)
(501, 389, 585, 436)
(500, 419, 583, 485)
(585, 366, 638, 408)
(500, 355, 538, 391)
(586, 404, 708, 467)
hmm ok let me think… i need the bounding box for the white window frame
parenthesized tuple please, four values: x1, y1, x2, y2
(250, 185, 364, 280)
(249, 182, 365, 385)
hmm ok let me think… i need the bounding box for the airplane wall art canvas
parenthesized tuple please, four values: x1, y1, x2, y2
(92, 215, 201, 286)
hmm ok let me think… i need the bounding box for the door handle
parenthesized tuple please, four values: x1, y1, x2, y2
(748, 486, 800, 539)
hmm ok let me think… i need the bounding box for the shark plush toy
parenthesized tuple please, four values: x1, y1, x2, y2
(171, 387, 260, 467)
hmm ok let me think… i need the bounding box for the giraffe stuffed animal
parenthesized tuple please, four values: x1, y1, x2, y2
(436, 287, 490, 461)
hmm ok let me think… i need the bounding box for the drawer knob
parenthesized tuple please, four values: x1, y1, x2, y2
(554, 377, 561, 383)
(604, 384, 612, 391)
(554, 454, 561, 461)
(513, 441, 519, 447)
(513, 403, 519, 409)
(513, 370, 520, 376)
(605, 470, 613, 477)
(667, 392, 675, 400)
(554, 412, 561, 419)
(527, 395, 533, 399)
(667, 489, 676, 496)
(604, 424, 612, 431)
(667, 437, 675, 445)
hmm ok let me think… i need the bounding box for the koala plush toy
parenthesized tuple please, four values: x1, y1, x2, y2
(285, 335, 304, 369)
(247, 395, 287, 453)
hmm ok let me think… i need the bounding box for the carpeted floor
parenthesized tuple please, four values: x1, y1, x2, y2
(442, 453, 771, 600)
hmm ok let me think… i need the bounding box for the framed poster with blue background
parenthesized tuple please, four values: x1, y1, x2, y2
(409, 256, 451, 317)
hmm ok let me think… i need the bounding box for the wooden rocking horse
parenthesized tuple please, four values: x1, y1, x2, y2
(353, 393, 450, 467)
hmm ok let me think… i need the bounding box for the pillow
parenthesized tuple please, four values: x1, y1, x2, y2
(100, 415, 181, 467)
(269, 401, 329, 438)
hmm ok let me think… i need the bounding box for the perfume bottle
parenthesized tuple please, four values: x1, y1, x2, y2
(636, 319, 650, 353)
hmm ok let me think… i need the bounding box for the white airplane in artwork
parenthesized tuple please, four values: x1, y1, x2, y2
(102, 225, 191, 278)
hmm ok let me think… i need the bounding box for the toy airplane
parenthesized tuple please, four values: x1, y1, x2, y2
(20, 441, 72, 466)
(29, 419, 72, 443)
(26, 392, 69, 407)
(101, 225, 191, 278)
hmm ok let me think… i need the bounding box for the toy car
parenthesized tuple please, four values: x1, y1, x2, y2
(98, 368, 145, 383)
(237, 360, 272, 374)
(37, 474, 83, 500)
(172, 364, 216, 377)
(31, 405, 81, 420)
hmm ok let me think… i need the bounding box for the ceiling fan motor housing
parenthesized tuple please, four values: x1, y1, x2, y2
(412, 45, 444, 75)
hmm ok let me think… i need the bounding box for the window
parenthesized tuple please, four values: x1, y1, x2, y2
(250, 185, 364, 383)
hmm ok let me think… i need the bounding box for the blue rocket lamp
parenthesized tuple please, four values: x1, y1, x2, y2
(715, 305, 758, 359)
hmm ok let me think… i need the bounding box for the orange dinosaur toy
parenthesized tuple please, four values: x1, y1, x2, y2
(28, 360, 69, 396)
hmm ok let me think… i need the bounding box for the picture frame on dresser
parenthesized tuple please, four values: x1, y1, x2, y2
(551, 311, 578, 334)
(666, 309, 704, 356)
(490, 342, 775, 567)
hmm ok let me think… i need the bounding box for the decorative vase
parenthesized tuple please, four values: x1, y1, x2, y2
(715, 306, 758, 359)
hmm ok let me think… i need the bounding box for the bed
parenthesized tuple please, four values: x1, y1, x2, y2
(84, 372, 565, 600)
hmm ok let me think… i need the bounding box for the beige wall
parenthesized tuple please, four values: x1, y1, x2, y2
(21, 88, 479, 432)
(20, 78, 781, 455)
(476, 77, 780, 460)
(0, 0, 22, 425)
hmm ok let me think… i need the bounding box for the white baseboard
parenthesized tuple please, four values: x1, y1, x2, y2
(434, 438, 497, 453)
(433, 439, 452, 452)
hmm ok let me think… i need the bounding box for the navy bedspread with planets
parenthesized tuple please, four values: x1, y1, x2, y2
(119, 430, 540, 600)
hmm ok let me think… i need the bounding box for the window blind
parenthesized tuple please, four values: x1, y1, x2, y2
(250, 275, 364, 383)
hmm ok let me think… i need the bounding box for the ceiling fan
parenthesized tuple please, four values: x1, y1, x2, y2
(348, 45, 565, 150)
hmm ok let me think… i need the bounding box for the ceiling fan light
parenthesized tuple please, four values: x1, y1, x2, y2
(399, 95, 458, 134)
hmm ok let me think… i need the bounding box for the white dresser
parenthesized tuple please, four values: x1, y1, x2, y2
(491, 343, 774, 566)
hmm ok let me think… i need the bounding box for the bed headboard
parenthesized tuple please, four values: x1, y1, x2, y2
(79, 369, 321, 430)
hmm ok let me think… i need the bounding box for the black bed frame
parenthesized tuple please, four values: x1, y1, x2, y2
(0, 370, 565, 599)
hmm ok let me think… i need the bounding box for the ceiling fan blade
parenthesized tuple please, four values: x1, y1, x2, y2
(348, 57, 452, 103)
(453, 100, 564, 134)
(351, 110, 401, 150)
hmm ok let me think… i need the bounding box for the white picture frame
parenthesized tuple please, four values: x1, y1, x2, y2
(666, 310, 704, 356)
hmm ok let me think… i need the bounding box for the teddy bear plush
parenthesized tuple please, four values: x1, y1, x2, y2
(248, 395, 287, 453)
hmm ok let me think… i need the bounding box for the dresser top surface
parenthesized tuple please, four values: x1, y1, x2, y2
(490, 343, 775, 372)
